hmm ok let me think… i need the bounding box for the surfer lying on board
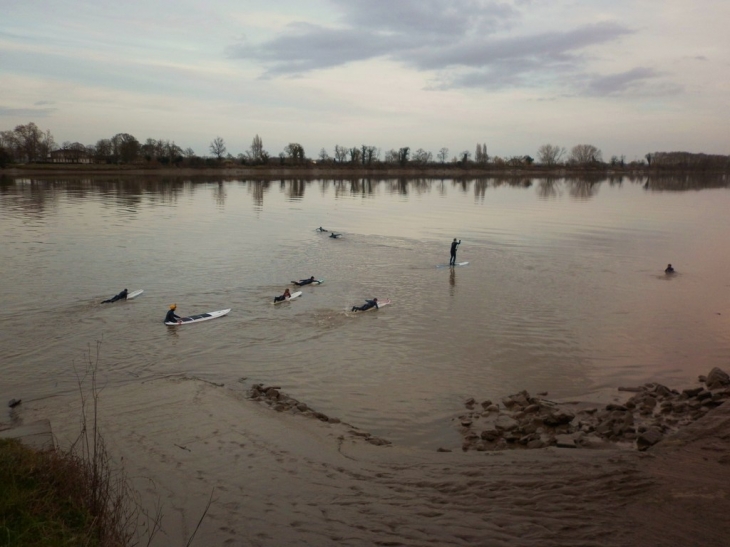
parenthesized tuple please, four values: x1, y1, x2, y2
(330, 232, 341, 238)
(351, 298, 378, 312)
(316, 227, 328, 232)
(101, 288, 128, 304)
(274, 288, 291, 302)
(292, 276, 316, 286)
(165, 304, 182, 324)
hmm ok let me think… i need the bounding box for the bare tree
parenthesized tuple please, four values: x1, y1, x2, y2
(334, 145, 348, 163)
(384, 149, 399, 163)
(412, 148, 432, 164)
(249, 134, 264, 163)
(95, 139, 112, 162)
(475, 143, 488, 163)
(460, 150, 472, 164)
(437, 147, 449, 163)
(537, 144, 566, 166)
(285, 143, 305, 162)
(164, 141, 182, 164)
(318, 148, 330, 162)
(39, 129, 56, 160)
(0, 130, 17, 163)
(210, 136, 226, 159)
(570, 144, 602, 165)
(13, 122, 49, 162)
(348, 147, 362, 164)
(111, 133, 140, 163)
(361, 145, 378, 164)
(398, 147, 410, 165)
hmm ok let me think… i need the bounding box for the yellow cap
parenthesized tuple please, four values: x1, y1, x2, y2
(170, 304, 177, 310)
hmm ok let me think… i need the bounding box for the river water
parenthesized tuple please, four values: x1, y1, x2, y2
(2, 174, 729, 448)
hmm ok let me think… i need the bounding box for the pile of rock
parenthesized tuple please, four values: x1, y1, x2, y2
(247, 383, 391, 446)
(455, 367, 730, 452)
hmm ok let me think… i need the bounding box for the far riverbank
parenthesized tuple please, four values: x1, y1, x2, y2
(1, 162, 719, 179)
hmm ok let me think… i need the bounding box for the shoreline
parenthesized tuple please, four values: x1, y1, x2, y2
(2, 163, 726, 179)
(4, 370, 730, 546)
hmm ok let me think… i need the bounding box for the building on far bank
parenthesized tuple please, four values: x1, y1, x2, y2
(49, 148, 93, 164)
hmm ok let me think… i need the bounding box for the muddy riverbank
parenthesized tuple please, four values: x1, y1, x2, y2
(5, 369, 730, 546)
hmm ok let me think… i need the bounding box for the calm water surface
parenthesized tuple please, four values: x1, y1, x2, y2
(2, 175, 730, 447)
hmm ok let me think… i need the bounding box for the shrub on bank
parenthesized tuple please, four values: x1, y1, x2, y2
(0, 438, 117, 546)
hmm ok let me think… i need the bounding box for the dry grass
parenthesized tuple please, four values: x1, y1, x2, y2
(0, 341, 162, 546)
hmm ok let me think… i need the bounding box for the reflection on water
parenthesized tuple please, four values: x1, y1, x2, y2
(1, 174, 730, 448)
(3, 173, 728, 211)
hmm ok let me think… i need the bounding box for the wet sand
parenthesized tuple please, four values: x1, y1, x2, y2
(12, 377, 730, 547)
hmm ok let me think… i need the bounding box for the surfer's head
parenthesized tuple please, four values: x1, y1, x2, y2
(170, 304, 177, 310)
(373, 298, 378, 302)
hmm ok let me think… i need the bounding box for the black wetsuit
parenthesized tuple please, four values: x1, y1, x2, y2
(101, 289, 128, 304)
(352, 299, 378, 312)
(330, 233, 340, 238)
(294, 278, 315, 286)
(274, 292, 291, 302)
(450, 240, 461, 266)
(165, 309, 182, 323)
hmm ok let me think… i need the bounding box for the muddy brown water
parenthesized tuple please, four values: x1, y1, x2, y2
(2, 175, 730, 448)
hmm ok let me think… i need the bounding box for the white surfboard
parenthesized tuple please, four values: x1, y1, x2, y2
(127, 289, 144, 299)
(437, 261, 469, 268)
(165, 308, 231, 325)
(273, 291, 303, 304)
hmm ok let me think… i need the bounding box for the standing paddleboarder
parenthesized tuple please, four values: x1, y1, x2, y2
(450, 238, 461, 266)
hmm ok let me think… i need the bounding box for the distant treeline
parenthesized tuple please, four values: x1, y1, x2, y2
(1, 122, 728, 172)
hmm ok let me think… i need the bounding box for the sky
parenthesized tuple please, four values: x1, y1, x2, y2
(1, 0, 728, 161)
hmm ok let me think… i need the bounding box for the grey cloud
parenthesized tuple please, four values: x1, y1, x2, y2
(229, 0, 523, 76)
(231, 1, 643, 94)
(581, 67, 682, 97)
(406, 22, 632, 71)
(228, 23, 407, 76)
(335, 0, 519, 37)
(0, 106, 56, 117)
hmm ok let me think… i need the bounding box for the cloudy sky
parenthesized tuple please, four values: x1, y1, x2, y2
(1, 0, 728, 161)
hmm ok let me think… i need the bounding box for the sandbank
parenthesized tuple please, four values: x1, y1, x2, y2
(8, 376, 730, 546)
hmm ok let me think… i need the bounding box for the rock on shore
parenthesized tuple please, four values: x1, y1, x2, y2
(455, 367, 730, 452)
